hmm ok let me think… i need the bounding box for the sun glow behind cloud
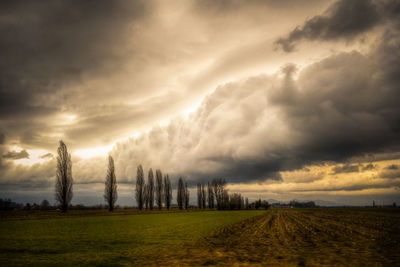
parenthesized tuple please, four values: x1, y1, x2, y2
(73, 144, 114, 159)
(13, 146, 53, 166)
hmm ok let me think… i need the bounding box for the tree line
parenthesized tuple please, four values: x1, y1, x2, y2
(196, 179, 270, 210)
(135, 165, 175, 210)
(55, 140, 269, 212)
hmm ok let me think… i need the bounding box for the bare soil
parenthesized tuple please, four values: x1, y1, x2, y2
(157, 208, 400, 266)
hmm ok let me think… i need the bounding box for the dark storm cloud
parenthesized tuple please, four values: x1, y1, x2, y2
(2, 149, 29, 160)
(331, 164, 359, 174)
(292, 181, 400, 192)
(194, 0, 327, 14)
(275, 51, 400, 165)
(276, 0, 400, 52)
(0, 179, 51, 191)
(0, 159, 55, 191)
(0, 133, 4, 144)
(185, 157, 283, 185)
(0, 0, 149, 147)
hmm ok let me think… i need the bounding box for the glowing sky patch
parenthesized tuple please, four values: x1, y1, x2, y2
(74, 145, 114, 159)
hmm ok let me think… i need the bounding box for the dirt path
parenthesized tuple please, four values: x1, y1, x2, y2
(156, 209, 400, 266)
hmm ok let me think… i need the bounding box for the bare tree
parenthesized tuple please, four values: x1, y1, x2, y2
(143, 184, 149, 209)
(201, 184, 206, 209)
(155, 169, 163, 209)
(147, 168, 154, 210)
(55, 140, 73, 212)
(177, 177, 184, 210)
(212, 178, 226, 210)
(104, 155, 117, 211)
(197, 183, 202, 209)
(229, 193, 242, 210)
(184, 181, 189, 209)
(222, 189, 229, 210)
(207, 182, 214, 209)
(135, 164, 145, 210)
(164, 174, 172, 210)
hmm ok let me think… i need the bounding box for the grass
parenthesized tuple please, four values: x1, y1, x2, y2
(0, 210, 265, 266)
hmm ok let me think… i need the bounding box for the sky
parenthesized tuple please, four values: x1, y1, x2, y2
(1, 0, 399, 206)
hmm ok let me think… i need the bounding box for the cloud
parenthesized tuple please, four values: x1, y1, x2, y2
(362, 163, 376, 171)
(0, 0, 335, 152)
(276, 0, 400, 52)
(291, 182, 399, 192)
(0, 0, 150, 149)
(2, 150, 29, 160)
(39, 153, 53, 159)
(377, 164, 400, 179)
(379, 170, 400, 179)
(331, 164, 359, 174)
(111, 21, 400, 184)
(0, 133, 4, 144)
(0, 157, 55, 190)
(386, 164, 399, 170)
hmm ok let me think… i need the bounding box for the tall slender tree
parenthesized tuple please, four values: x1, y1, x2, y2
(104, 155, 117, 211)
(207, 181, 214, 209)
(155, 169, 163, 209)
(184, 182, 189, 209)
(55, 140, 73, 212)
(177, 177, 184, 210)
(143, 184, 149, 209)
(212, 178, 226, 210)
(197, 183, 202, 209)
(164, 174, 172, 210)
(201, 184, 206, 209)
(222, 189, 229, 210)
(135, 165, 145, 210)
(147, 168, 154, 210)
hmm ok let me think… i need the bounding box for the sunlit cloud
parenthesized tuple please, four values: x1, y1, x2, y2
(13, 148, 53, 166)
(74, 145, 114, 159)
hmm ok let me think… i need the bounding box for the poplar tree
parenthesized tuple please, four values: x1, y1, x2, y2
(197, 183, 202, 209)
(177, 177, 184, 209)
(212, 178, 226, 210)
(207, 181, 214, 209)
(164, 174, 172, 210)
(143, 184, 149, 209)
(201, 184, 206, 209)
(156, 169, 163, 209)
(104, 155, 117, 211)
(184, 182, 189, 209)
(55, 140, 73, 212)
(147, 168, 154, 210)
(135, 165, 145, 210)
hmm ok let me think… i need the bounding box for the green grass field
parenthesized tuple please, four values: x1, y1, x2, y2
(0, 210, 265, 266)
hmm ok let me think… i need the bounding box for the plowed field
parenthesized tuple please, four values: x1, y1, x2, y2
(161, 209, 400, 266)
